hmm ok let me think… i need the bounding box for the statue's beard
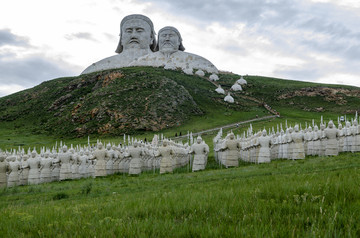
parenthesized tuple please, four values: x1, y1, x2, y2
(160, 43, 177, 54)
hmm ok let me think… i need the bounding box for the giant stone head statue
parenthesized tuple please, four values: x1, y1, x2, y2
(115, 14, 157, 53)
(155, 26, 185, 53)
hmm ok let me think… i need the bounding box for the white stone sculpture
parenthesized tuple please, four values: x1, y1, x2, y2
(130, 26, 218, 74)
(19, 153, 30, 185)
(312, 125, 321, 156)
(195, 69, 205, 77)
(93, 142, 107, 177)
(215, 85, 225, 95)
(7, 155, 20, 187)
(217, 133, 241, 167)
(0, 153, 8, 188)
(224, 92, 234, 103)
(158, 140, 174, 174)
(231, 82, 242, 91)
(82, 14, 157, 74)
(128, 141, 144, 175)
(51, 152, 61, 182)
(237, 76, 247, 85)
(305, 126, 314, 156)
(291, 125, 305, 160)
(351, 120, 360, 152)
(189, 136, 209, 172)
(59, 146, 73, 181)
(338, 123, 344, 153)
(40, 151, 53, 183)
(319, 123, 327, 156)
(28, 150, 41, 185)
(105, 143, 115, 175)
(209, 74, 219, 81)
(255, 130, 271, 163)
(324, 120, 340, 156)
(343, 121, 352, 152)
(78, 150, 89, 178)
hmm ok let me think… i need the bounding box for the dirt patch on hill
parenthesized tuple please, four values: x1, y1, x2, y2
(278, 87, 360, 105)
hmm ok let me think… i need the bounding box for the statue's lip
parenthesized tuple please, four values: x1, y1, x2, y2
(129, 39, 140, 44)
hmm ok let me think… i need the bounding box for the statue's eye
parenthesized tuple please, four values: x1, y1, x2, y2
(125, 29, 132, 33)
(136, 28, 144, 32)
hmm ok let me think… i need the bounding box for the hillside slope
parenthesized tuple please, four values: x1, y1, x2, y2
(0, 67, 360, 139)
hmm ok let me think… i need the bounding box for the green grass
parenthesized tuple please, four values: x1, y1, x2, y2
(0, 153, 359, 237)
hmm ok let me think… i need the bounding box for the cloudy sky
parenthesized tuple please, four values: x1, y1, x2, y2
(1, 0, 360, 97)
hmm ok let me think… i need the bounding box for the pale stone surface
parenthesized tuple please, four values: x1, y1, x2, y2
(255, 130, 271, 163)
(217, 133, 241, 167)
(0, 153, 8, 188)
(195, 69, 205, 77)
(40, 151, 53, 184)
(82, 14, 156, 74)
(105, 143, 115, 175)
(189, 136, 209, 172)
(237, 76, 247, 85)
(28, 150, 41, 185)
(343, 121, 352, 152)
(93, 143, 107, 177)
(324, 121, 340, 156)
(305, 126, 314, 156)
(351, 120, 360, 152)
(312, 125, 321, 156)
(128, 142, 144, 175)
(20, 154, 30, 185)
(158, 140, 174, 174)
(7, 155, 20, 187)
(291, 125, 305, 160)
(59, 146, 73, 181)
(231, 82, 242, 91)
(224, 92, 234, 103)
(51, 153, 61, 182)
(215, 85, 225, 94)
(338, 124, 344, 153)
(209, 74, 219, 81)
(130, 26, 218, 74)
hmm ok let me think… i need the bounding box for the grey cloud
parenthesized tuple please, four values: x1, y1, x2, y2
(0, 29, 30, 47)
(65, 32, 97, 41)
(0, 52, 80, 92)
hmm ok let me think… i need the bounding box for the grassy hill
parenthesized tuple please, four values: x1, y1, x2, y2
(0, 66, 360, 149)
(0, 153, 359, 237)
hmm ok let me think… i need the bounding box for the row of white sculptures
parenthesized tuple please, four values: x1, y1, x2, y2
(214, 115, 360, 167)
(0, 136, 209, 188)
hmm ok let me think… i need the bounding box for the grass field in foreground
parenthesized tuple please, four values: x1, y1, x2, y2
(0, 153, 359, 237)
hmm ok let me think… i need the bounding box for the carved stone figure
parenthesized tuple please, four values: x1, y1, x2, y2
(306, 126, 314, 156)
(0, 153, 8, 188)
(158, 140, 174, 174)
(130, 26, 218, 74)
(218, 133, 241, 167)
(93, 142, 107, 177)
(338, 123, 344, 153)
(78, 150, 89, 178)
(189, 136, 209, 171)
(28, 150, 41, 185)
(51, 152, 61, 182)
(255, 130, 272, 163)
(291, 125, 305, 160)
(351, 120, 360, 152)
(324, 120, 340, 156)
(215, 85, 225, 94)
(343, 121, 352, 152)
(82, 14, 156, 74)
(59, 146, 73, 181)
(128, 142, 144, 175)
(312, 125, 321, 156)
(40, 151, 53, 183)
(7, 155, 20, 187)
(224, 92, 234, 103)
(19, 153, 30, 185)
(105, 143, 115, 175)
